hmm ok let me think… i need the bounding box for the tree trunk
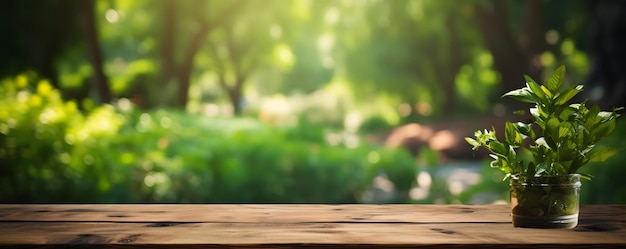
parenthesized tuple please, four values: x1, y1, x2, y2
(522, 0, 545, 57)
(174, 0, 245, 108)
(216, 71, 247, 116)
(39, 1, 75, 90)
(472, 0, 535, 111)
(176, 22, 209, 108)
(439, 14, 463, 113)
(230, 75, 247, 116)
(585, 0, 626, 109)
(161, 0, 177, 89)
(521, 0, 545, 77)
(79, 0, 113, 104)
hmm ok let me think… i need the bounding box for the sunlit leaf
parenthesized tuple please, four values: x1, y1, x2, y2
(587, 147, 621, 163)
(540, 85, 553, 99)
(579, 173, 594, 181)
(502, 88, 536, 103)
(523, 74, 537, 86)
(515, 122, 534, 139)
(535, 137, 550, 149)
(465, 137, 481, 150)
(554, 85, 583, 106)
(546, 65, 565, 93)
(526, 81, 545, 100)
(535, 163, 547, 176)
(530, 107, 540, 119)
(592, 120, 616, 140)
(488, 141, 508, 157)
(505, 121, 518, 145)
(586, 105, 601, 128)
(558, 121, 573, 137)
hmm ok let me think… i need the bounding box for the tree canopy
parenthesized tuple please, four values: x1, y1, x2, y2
(0, 0, 623, 120)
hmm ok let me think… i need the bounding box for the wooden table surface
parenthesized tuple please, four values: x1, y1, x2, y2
(0, 204, 624, 248)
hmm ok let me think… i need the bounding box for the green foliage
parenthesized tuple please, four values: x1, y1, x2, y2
(0, 73, 116, 202)
(466, 66, 622, 180)
(458, 160, 509, 204)
(359, 116, 393, 134)
(579, 118, 626, 204)
(0, 74, 417, 203)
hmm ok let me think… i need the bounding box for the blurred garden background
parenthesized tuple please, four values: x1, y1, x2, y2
(1, 0, 625, 204)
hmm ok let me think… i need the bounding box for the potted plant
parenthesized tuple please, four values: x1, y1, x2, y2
(465, 65, 622, 229)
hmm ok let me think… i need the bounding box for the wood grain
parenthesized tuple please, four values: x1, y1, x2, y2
(0, 204, 514, 223)
(0, 205, 624, 248)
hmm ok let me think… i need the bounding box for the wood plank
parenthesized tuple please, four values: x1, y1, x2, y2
(0, 221, 624, 247)
(1, 204, 624, 223)
(0, 205, 624, 248)
(0, 204, 514, 223)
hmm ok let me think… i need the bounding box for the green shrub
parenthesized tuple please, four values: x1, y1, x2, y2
(0, 74, 418, 203)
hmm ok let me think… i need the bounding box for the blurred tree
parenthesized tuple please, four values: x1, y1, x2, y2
(0, 0, 117, 104)
(278, 1, 335, 95)
(198, 0, 296, 115)
(140, 0, 290, 112)
(94, 0, 244, 109)
(78, 0, 113, 103)
(471, 0, 544, 111)
(470, 0, 593, 110)
(0, 0, 81, 89)
(585, 0, 626, 109)
(336, 0, 484, 117)
(164, 0, 244, 108)
(1, 0, 621, 117)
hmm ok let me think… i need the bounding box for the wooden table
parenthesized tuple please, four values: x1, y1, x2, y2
(0, 204, 624, 248)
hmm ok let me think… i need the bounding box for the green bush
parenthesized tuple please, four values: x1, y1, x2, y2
(0, 74, 418, 203)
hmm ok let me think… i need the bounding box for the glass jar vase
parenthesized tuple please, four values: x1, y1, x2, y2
(509, 174, 581, 229)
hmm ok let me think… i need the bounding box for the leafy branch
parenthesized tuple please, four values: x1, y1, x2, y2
(466, 65, 622, 180)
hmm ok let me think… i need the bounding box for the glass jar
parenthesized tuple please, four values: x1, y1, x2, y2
(509, 174, 581, 229)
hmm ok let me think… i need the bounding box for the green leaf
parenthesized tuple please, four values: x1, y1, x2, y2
(593, 119, 616, 140)
(546, 117, 560, 138)
(554, 85, 583, 106)
(490, 159, 502, 169)
(586, 105, 601, 128)
(527, 80, 545, 100)
(579, 172, 594, 181)
(523, 74, 537, 86)
(513, 110, 525, 115)
(558, 121, 573, 138)
(488, 141, 508, 158)
(535, 163, 547, 176)
(559, 105, 577, 121)
(598, 110, 617, 123)
(527, 161, 537, 176)
(558, 141, 576, 161)
(508, 144, 517, 158)
(587, 146, 621, 163)
(535, 137, 550, 149)
(502, 88, 536, 103)
(544, 136, 557, 150)
(540, 85, 553, 99)
(530, 107, 541, 120)
(546, 65, 565, 94)
(465, 137, 481, 150)
(505, 121, 522, 145)
(537, 105, 550, 120)
(516, 122, 535, 139)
